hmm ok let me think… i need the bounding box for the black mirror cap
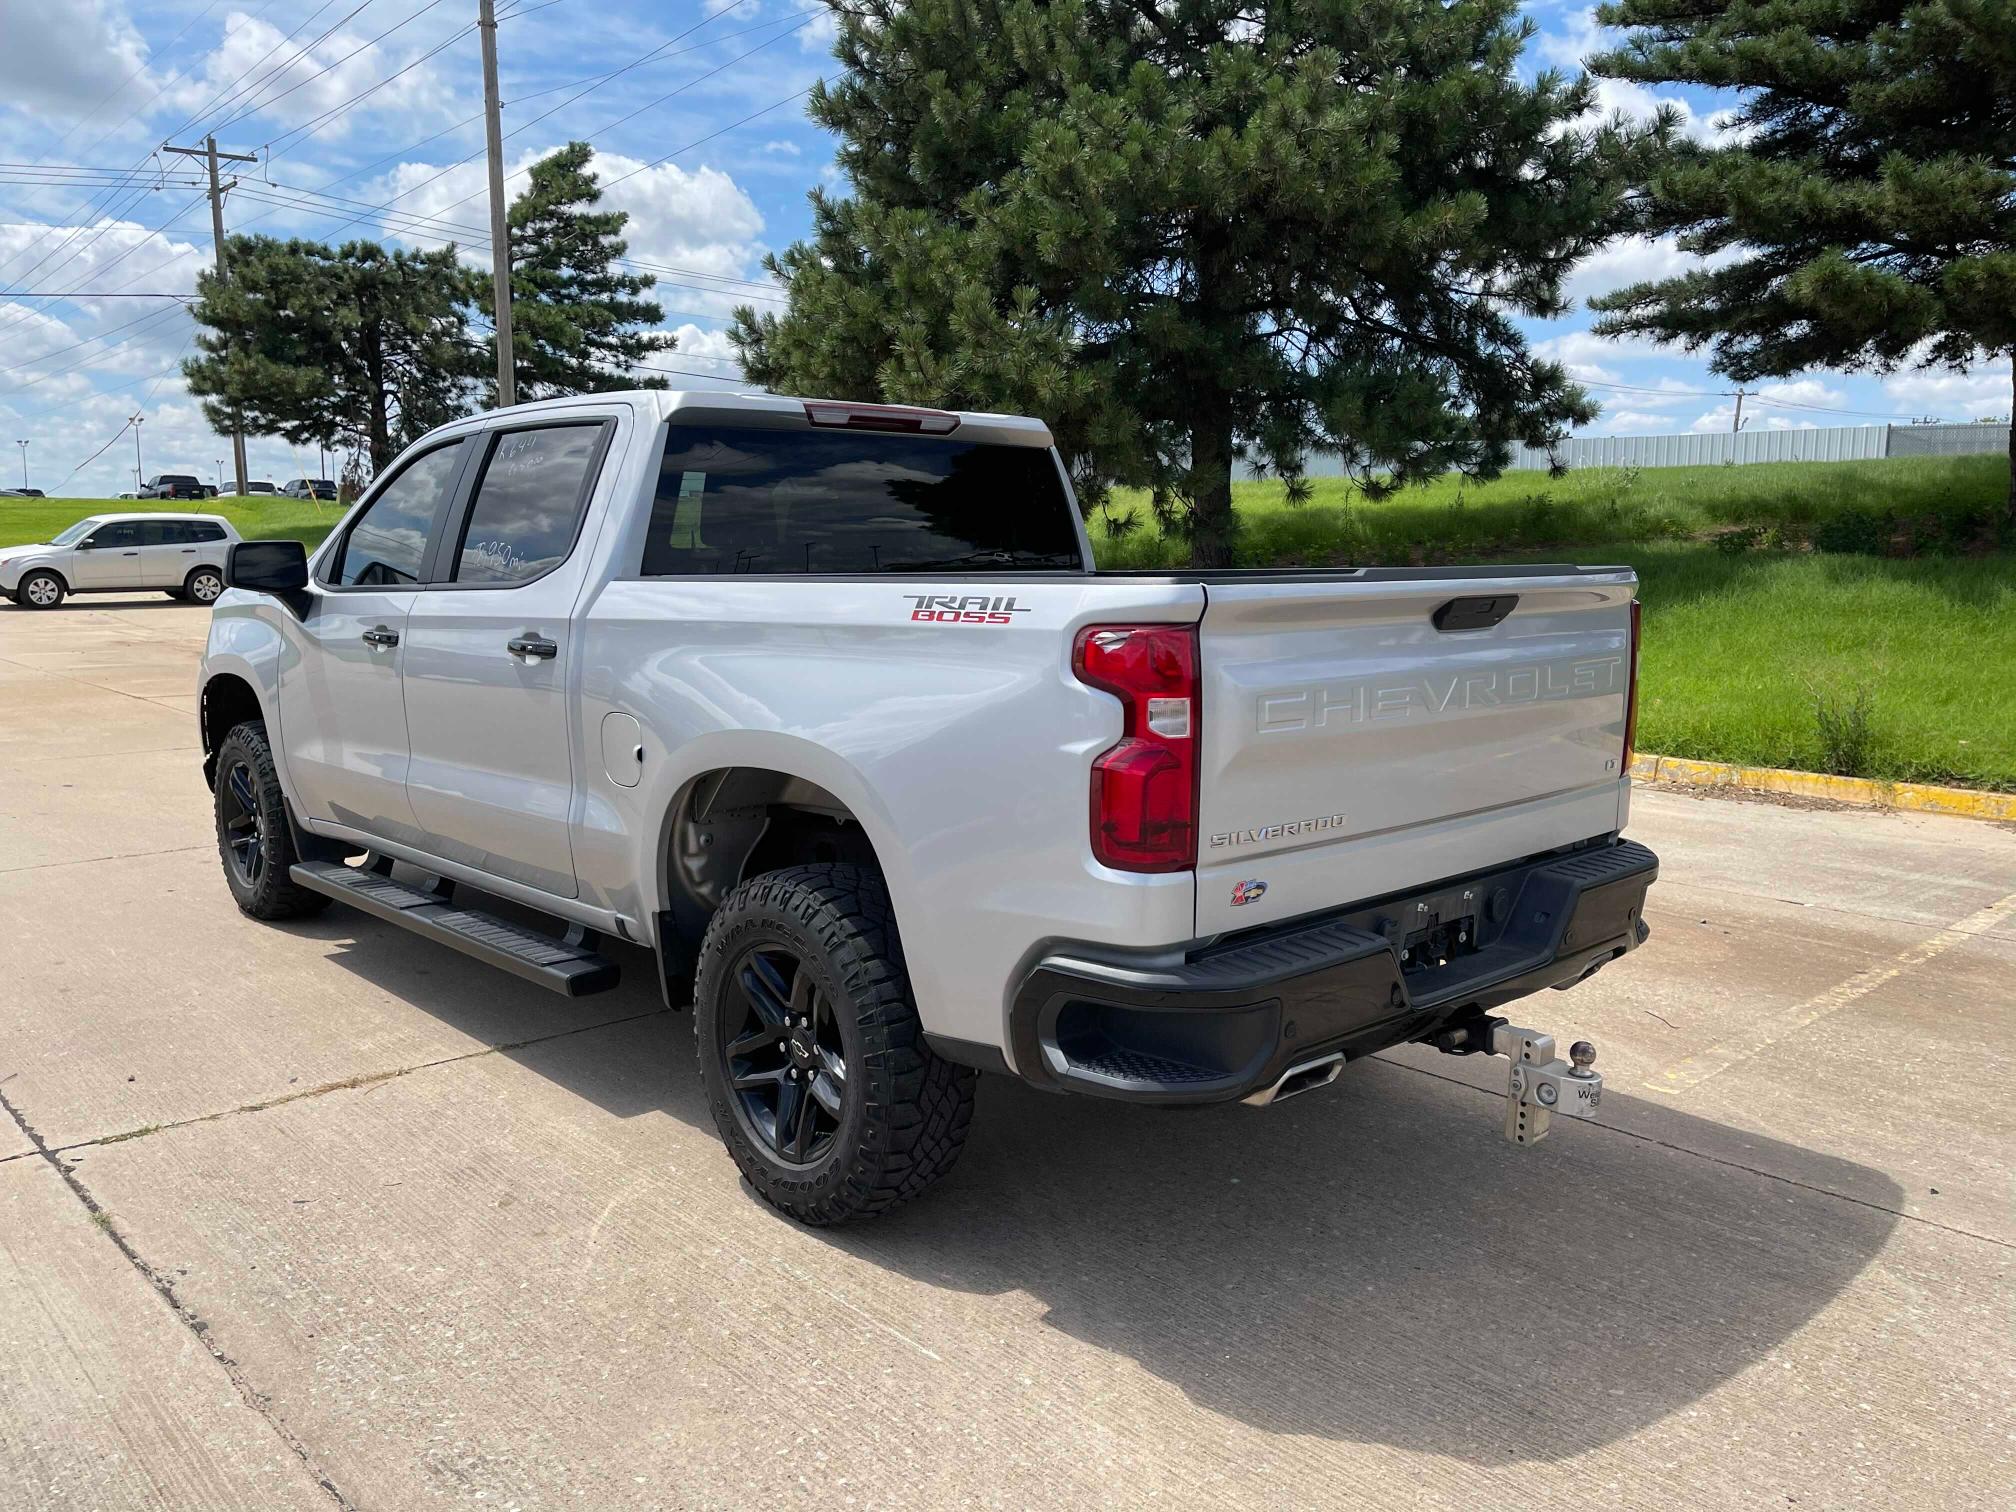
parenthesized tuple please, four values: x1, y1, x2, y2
(227, 539, 309, 592)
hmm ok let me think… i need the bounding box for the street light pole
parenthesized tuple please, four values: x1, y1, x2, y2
(14, 439, 25, 489)
(132, 416, 145, 489)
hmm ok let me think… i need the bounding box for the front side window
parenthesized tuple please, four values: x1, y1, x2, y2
(329, 442, 465, 588)
(85, 522, 141, 550)
(449, 424, 605, 585)
(640, 424, 1082, 576)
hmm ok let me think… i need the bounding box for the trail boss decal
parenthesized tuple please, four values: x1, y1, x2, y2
(903, 593, 1031, 625)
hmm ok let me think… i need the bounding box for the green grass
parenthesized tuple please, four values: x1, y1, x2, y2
(1583, 545, 2014, 791)
(1089, 453, 2009, 568)
(0, 496, 343, 552)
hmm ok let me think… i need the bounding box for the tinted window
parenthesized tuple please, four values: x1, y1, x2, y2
(640, 425, 1081, 576)
(139, 521, 181, 545)
(330, 442, 464, 587)
(450, 424, 604, 585)
(86, 522, 141, 549)
(188, 522, 227, 542)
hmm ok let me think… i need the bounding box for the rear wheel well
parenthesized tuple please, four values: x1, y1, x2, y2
(659, 767, 884, 994)
(200, 674, 264, 788)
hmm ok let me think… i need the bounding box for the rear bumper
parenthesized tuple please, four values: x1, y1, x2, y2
(1007, 838, 1657, 1104)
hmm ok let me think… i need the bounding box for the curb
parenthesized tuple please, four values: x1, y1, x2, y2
(1630, 754, 2016, 823)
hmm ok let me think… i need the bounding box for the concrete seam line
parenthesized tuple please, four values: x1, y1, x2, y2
(0, 1085, 360, 1512)
(1631, 752, 2016, 823)
(1383, 1058, 2016, 1254)
(1646, 889, 2016, 1095)
(0, 843, 210, 876)
(33, 1009, 669, 1158)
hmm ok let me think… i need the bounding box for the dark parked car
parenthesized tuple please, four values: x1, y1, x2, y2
(280, 478, 339, 500)
(140, 473, 206, 501)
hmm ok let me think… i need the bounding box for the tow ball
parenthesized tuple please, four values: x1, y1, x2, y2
(1491, 1024, 1601, 1146)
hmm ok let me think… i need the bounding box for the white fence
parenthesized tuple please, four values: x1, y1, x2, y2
(1243, 422, 2008, 479)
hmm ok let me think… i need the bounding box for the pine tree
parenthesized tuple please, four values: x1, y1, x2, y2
(185, 236, 479, 473)
(481, 142, 675, 401)
(1591, 0, 2016, 518)
(730, 0, 1643, 565)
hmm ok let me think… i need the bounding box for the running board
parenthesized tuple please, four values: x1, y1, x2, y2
(289, 860, 619, 997)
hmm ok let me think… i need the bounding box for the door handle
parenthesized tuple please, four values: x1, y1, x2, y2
(508, 635, 558, 661)
(362, 626, 400, 648)
(181, 548, 196, 554)
(122, 551, 139, 557)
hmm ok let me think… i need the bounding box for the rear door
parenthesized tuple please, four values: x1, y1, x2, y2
(136, 520, 187, 585)
(400, 416, 618, 899)
(1191, 569, 1637, 935)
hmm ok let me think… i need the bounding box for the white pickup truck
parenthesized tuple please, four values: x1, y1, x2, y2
(199, 390, 1657, 1223)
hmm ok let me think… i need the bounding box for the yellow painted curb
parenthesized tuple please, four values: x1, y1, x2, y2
(1629, 753, 2016, 823)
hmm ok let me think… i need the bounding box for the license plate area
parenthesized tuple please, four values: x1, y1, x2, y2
(1399, 912, 1479, 975)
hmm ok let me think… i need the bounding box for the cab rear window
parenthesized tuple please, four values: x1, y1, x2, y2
(640, 424, 1082, 576)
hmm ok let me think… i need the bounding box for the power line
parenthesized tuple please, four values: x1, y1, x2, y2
(0, 302, 197, 375)
(0, 302, 192, 395)
(215, 0, 454, 137)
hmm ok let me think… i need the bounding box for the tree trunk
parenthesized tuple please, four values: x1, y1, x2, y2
(1188, 402, 1237, 569)
(364, 334, 392, 474)
(2006, 359, 2015, 528)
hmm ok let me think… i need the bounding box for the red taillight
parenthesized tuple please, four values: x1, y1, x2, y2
(802, 400, 959, 434)
(1622, 598, 1643, 769)
(1073, 623, 1199, 873)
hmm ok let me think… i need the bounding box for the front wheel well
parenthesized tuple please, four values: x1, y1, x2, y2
(199, 673, 264, 788)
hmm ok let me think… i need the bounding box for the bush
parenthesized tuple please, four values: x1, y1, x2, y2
(1714, 525, 1764, 555)
(1811, 508, 1891, 555)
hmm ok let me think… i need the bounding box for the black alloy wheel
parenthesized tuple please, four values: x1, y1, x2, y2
(720, 944, 847, 1165)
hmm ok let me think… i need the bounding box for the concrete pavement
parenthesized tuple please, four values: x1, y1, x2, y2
(2, 596, 2012, 1509)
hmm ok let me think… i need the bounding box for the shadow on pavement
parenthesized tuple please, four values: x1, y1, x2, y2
(313, 910, 1897, 1466)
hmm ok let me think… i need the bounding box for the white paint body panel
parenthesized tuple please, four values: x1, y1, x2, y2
(201, 389, 1642, 1068)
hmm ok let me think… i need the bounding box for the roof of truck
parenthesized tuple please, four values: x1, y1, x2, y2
(470, 388, 1057, 448)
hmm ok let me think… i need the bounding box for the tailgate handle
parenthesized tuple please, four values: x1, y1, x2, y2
(1432, 595, 1518, 632)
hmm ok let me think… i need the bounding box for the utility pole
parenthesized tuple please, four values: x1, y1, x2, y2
(14, 439, 25, 489)
(132, 415, 145, 488)
(164, 135, 259, 496)
(478, 0, 516, 408)
(1731, 388, 1747, 434)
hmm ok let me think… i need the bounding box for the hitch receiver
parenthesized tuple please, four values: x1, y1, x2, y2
(1487, 1022, 1603, 1146)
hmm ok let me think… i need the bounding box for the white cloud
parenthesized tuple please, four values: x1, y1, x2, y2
(378, 145, 769, 317)
(0, 0, 148, 119)
(1532, 328, 1671, 368)
(1881, 358, 2012, 421)
(166, 11, 467, 142)
(1597, 410, 1671, 433)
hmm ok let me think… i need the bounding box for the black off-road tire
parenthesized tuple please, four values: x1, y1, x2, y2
(695, 864, 976, 1225)
(213, 720, 330, 921)
(19, 570, 64, 609)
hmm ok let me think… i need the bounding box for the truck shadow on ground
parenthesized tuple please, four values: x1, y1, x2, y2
(314, 923, 1898, 1467)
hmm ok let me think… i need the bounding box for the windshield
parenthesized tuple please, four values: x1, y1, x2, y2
(49, 519, 98, 547)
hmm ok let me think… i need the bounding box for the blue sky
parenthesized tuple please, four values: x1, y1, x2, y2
(0, 0, 2006, 496)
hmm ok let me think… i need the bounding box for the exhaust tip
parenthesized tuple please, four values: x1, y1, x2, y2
(1244, 1052, 1345, 1107)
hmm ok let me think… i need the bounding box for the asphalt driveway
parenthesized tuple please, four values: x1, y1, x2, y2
(2, 596, 2011, 1509)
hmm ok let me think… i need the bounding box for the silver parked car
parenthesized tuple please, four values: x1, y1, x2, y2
(0, 512, 242, 609)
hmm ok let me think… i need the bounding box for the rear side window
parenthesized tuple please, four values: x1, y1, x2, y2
(188, 522, 227, 542)
(330, 441, 465, 588)
(139, 521, 180, 545)
(640, 424, 1081, 576)
(449, 423, 606, 585)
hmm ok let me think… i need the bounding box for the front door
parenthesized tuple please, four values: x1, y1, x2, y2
(276, 438, 471, 849)
(401, 419, 615, 899)
(71, 520, 144, 588)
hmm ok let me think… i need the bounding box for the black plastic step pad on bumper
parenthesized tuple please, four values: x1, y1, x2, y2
(289, 861, 619, 997)
(1012, 838, 1658, 1102)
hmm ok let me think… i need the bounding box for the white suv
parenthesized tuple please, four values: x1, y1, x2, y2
(0, 512, 242, 610)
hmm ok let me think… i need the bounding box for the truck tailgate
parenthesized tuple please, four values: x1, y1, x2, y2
(1193, 568, 1637, 935)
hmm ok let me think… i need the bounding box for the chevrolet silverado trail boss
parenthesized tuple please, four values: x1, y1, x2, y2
(199, 391, 1657, 1224)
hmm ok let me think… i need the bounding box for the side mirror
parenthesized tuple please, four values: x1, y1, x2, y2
(227, 539, 309, 592)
